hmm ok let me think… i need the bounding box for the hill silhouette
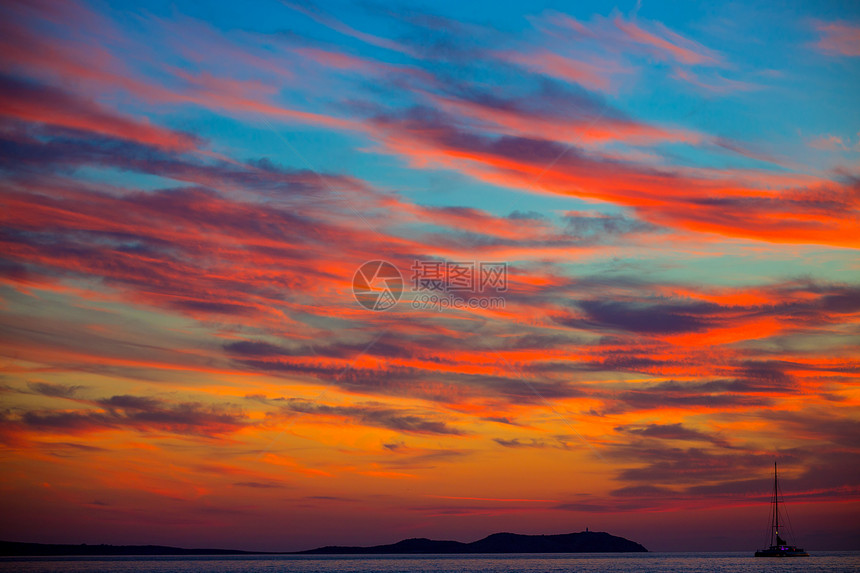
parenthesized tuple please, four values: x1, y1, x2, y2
(1, 531, 647, 556)
(0, 540, 256, 556)
(296, 531, 648, 554)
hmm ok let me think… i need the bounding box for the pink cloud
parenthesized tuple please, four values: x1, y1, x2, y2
(282, 0, 415, 57)
(815, 21, 860, 57)
(672, 68, 757, 94)
(533, 12, 736, 94)
(808, 134, 849, 151)
(613, 17, 723, 66)
(503, 50, 626, 92)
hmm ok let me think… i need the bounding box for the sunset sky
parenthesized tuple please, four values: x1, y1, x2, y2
(1, 0, 859, 553)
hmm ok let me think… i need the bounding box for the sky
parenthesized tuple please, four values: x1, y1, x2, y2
(0, 0, 859, 553)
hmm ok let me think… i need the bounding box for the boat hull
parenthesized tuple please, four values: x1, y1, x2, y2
(755, 548, 809, 557)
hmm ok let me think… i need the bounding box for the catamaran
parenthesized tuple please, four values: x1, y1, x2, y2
(754, 462, 809, 557)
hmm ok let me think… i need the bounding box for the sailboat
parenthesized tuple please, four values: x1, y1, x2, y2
(754, 462, 809, 557)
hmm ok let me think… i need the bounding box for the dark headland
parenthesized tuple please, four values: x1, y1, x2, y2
(296, 531, 648, 554)
(0, 531, 647, 556)
(0, 540, 258, 556)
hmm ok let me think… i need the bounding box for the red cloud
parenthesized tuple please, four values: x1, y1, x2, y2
(369, 113, 860, 248)
(0, 77, 200, 151)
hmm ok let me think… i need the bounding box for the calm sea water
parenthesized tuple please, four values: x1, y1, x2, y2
(0, 552, 858, 573)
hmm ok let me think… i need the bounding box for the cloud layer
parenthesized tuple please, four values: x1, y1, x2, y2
(0, 0, 858, 553)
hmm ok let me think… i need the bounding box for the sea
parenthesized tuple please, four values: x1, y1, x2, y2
(1, 552, 858, 573)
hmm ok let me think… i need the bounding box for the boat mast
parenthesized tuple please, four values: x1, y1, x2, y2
(771, 461, 781, 546)
(770, 462, 786, 547)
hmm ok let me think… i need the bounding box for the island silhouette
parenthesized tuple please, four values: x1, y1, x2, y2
(1, 531, 647, 556)
(296, 531, 647, 554)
